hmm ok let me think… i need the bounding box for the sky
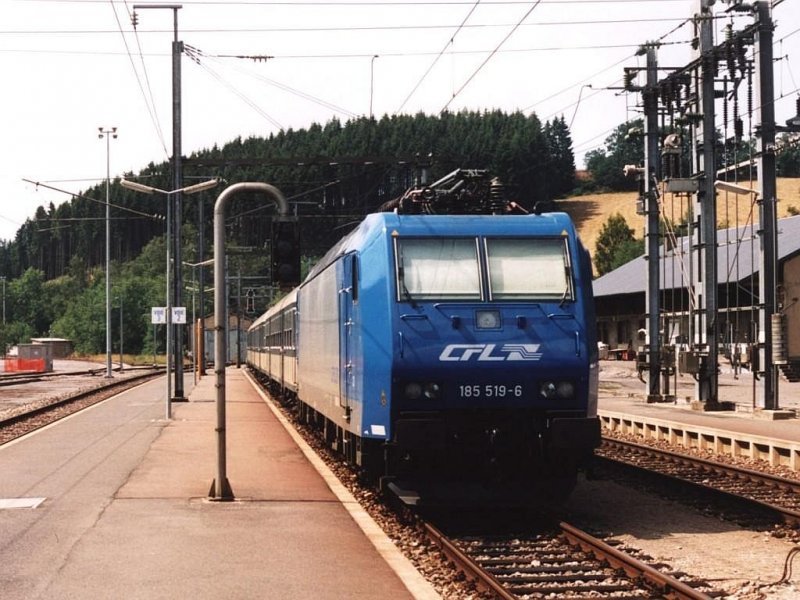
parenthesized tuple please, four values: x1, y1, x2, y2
(1, 0, 799, 242)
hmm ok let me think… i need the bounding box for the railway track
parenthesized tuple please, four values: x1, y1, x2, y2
(0, 368, 162, 445)
(254, 372, 725, 598)
(0, 367, 109, 386)
(598, 436, 800, 525)
(422, 519, 719, 599)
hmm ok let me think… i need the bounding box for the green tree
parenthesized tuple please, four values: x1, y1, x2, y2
(0, 321, 35, 352)
(9, 268, 49, 334)
(594, 213, 641, 276)
(543, 116, 575, 199)
(50, 274, 105, 354)
(585, 119, 643, 192)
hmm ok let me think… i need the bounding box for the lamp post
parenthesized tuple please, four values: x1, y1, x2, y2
(120, 177, 219, 416)
(98, 127, 117, 378)
(370, 54, 378, 119)
(210, 181, 289, 502)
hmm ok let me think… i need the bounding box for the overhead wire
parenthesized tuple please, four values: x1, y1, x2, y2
(15, 0, 704, 6)
(516, 22, 691, 168)
(22, 178, 166, 221)
(208, 49, 358, 118)
(441, 0, 543, 113)
(0, 17, 695, 36)
(122, 0, 169, 156)
(108, 0, 170, 159)
(183, 44, 285, 130)
(0, 41, 670, 58)
(9, 0, 797, 178)
(394, 0, 481, 115)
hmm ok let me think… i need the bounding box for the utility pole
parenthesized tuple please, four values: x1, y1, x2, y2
(691, 0, 720, 408)
(133, 4, 186, 401)
(626, 0, 785, 412)
(171, 6, 187, 401)
(754, 2, 779, 410)
(642, 45, 663, 402)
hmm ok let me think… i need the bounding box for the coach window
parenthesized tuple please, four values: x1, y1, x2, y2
(395, 238, 481, 301)
(485, 238, 573, 301)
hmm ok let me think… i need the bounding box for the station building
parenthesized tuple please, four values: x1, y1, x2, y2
(592, 214, 800, 377)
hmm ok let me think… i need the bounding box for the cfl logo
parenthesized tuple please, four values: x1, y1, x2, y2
(439, 344, 542, 362)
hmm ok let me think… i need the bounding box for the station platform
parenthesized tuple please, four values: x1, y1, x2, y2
(0, 368, 439, 600)
(598, 361, 800, 456)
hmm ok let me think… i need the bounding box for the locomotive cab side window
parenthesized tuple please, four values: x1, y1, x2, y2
(485, 238, 573, 301)
(394, 238, 482, 301)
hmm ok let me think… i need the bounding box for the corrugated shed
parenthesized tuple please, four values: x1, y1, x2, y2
(593, 214, 800, 297)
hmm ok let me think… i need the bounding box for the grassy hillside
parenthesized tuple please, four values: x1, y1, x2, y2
(561, 178, 800, 256)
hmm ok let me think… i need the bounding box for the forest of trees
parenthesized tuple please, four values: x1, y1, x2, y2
(0, 111, 576, 282)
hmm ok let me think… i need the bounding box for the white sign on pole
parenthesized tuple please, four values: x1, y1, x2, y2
(172, 307, 187, 324)
(151, 307, 167, 324)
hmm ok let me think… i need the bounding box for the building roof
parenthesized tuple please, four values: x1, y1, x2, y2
(593, 214, 800, 297)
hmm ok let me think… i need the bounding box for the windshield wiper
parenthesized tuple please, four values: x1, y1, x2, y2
(397, 250, 417, 308)
(559, 263, 573, 308)
(559, 285, 570, 307)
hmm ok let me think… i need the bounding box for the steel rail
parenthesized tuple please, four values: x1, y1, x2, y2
(600, 436, 800, 524)
(420, 521, 520, 600)
(559, 521, 712, 600)
(421, 518, 713, 600)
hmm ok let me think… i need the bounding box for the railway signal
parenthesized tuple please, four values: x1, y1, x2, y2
(271, 219, 301, 288)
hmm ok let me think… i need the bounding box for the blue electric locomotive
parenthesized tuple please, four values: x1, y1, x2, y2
(248, 208, 600, 503)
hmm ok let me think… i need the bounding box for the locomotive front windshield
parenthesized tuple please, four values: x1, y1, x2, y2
(395, 236, 573, 302)
(485, 238, 573, 301)
(395, 238, 482, 301)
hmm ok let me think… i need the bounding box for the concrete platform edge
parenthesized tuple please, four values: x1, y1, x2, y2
(242, 370, 442, 600)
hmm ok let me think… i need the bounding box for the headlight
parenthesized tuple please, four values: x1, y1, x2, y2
(403, 382, 441, 401)
(540, 380, 574, 400)
(540, 382, 557, 399)
(404, 382, 422, 400)
(556, 381, 575, 399)
(423, 382, 441, 400)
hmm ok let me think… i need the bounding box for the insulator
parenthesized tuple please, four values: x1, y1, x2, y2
(747, 68, 753, 116)
(488, 178, 507, 214)
(736, 38, 747, 77)
(734, 117, 744, 140)
(772, 314, 788, 365)
(796, 95, 800, 117)
(725, 26, 736, 79)
(661, 134, 681, 179)
(624, 69, 636, 90)
(723, 77, 729, 127)
(661, 154, 682, 180)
